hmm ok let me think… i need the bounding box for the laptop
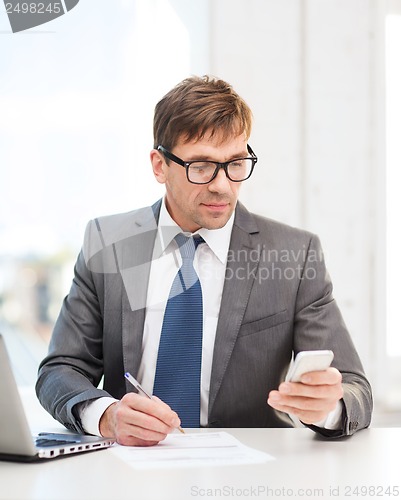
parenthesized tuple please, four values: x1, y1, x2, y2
(0, 334, 114, 462)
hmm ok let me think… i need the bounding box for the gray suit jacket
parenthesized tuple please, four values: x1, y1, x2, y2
(36, 200, 372, 437)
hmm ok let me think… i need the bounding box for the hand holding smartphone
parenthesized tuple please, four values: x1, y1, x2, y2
(285, 350, 334, 383)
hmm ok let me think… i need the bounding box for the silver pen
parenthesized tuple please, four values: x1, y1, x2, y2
(124, 372, 185, 434)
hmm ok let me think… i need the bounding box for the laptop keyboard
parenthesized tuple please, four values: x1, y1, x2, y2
(35, 437, 79, 448)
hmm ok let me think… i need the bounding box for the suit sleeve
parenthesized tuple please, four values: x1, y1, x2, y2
(35, 220, 112, 433)
(293, 234, 373, 438)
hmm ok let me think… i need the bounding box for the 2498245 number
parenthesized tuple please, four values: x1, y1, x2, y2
(5, 3, 62, 14)
(344, 485, 400, 496)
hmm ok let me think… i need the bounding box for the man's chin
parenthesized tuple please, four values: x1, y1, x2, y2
(198, 214, 231, 230)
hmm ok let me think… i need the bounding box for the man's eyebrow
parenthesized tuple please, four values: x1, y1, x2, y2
(185, 151, 249, 162)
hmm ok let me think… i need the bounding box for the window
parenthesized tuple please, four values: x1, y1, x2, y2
(0, 0, 191, 383)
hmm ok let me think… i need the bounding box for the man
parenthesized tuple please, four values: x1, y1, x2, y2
(36, 76, 372, 446)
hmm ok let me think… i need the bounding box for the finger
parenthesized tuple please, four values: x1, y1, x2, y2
(274, 393, 338, 411)
(122, 406, 173, 435)
(300, 367, 342, 385)
(277, 381, 344, 400)
(121, 437, 161, 447)
(150, 395, 183, 430)
(267, 399, 329, 424)
(122, 393, 181, 429)
(269, 390, 328, 411)
(116, 430, 167, 447)
(152, 395, 180, 416)
(268, 386, 341, 422)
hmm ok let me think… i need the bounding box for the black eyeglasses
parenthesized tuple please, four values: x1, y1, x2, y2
(157, 144, 258, 185)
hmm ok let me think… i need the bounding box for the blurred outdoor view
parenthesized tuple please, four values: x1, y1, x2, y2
(0, 0, 189, 382)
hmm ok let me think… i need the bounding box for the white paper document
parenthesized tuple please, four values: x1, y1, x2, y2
(109, 431, 275, 470)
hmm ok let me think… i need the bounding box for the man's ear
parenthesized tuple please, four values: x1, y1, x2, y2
(150, 149, 167, 184)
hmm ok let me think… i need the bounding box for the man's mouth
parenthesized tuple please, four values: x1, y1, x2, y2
(202, 203, 229, 210)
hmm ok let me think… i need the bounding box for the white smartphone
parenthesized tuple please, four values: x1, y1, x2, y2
(285, 350, 334, 383)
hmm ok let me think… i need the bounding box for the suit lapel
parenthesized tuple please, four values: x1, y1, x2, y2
(208, 202, 260, 416)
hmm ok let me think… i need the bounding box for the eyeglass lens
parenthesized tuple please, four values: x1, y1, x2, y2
(188, 159, 253, 183)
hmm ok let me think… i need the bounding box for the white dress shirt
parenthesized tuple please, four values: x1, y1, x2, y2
(80, 199, 342, 434)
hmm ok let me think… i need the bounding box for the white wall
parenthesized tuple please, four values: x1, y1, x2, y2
(190, 0, 386, 384)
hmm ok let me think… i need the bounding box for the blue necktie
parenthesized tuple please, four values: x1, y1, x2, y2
(153, 233, 204, 428)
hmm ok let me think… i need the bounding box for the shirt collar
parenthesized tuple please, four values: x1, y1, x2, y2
(156, 197, 234, 264)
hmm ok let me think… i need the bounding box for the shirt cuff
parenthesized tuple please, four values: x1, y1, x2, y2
(79, 397, 118, 436)
(312, 400, 344, 430)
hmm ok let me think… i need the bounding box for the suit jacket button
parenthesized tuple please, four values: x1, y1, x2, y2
(349, 421, 358, 431)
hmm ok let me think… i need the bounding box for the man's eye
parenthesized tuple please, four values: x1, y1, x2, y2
(230, 160, 245, 168)
(191, 163, 215, 172)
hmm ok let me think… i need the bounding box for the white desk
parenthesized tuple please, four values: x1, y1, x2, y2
(1, 390, 400, 500)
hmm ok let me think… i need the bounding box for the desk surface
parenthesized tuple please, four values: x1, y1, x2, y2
(1, 391, 400, 500)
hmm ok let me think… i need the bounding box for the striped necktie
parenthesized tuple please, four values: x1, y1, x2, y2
(153, 233, 204, 428)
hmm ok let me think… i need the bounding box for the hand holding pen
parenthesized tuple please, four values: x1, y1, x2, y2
(125, 373, 185, 434)
(99, 374, 183, 446)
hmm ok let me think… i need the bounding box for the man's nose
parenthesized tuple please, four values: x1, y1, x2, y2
(207, 167, 232, 193)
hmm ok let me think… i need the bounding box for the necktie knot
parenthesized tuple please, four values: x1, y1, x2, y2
(174, 234, 204, 261)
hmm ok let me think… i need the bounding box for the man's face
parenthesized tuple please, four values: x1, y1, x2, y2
(151, 133, 248, 232)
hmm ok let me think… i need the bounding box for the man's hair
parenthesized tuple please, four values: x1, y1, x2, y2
(153, 75, 253, 150)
